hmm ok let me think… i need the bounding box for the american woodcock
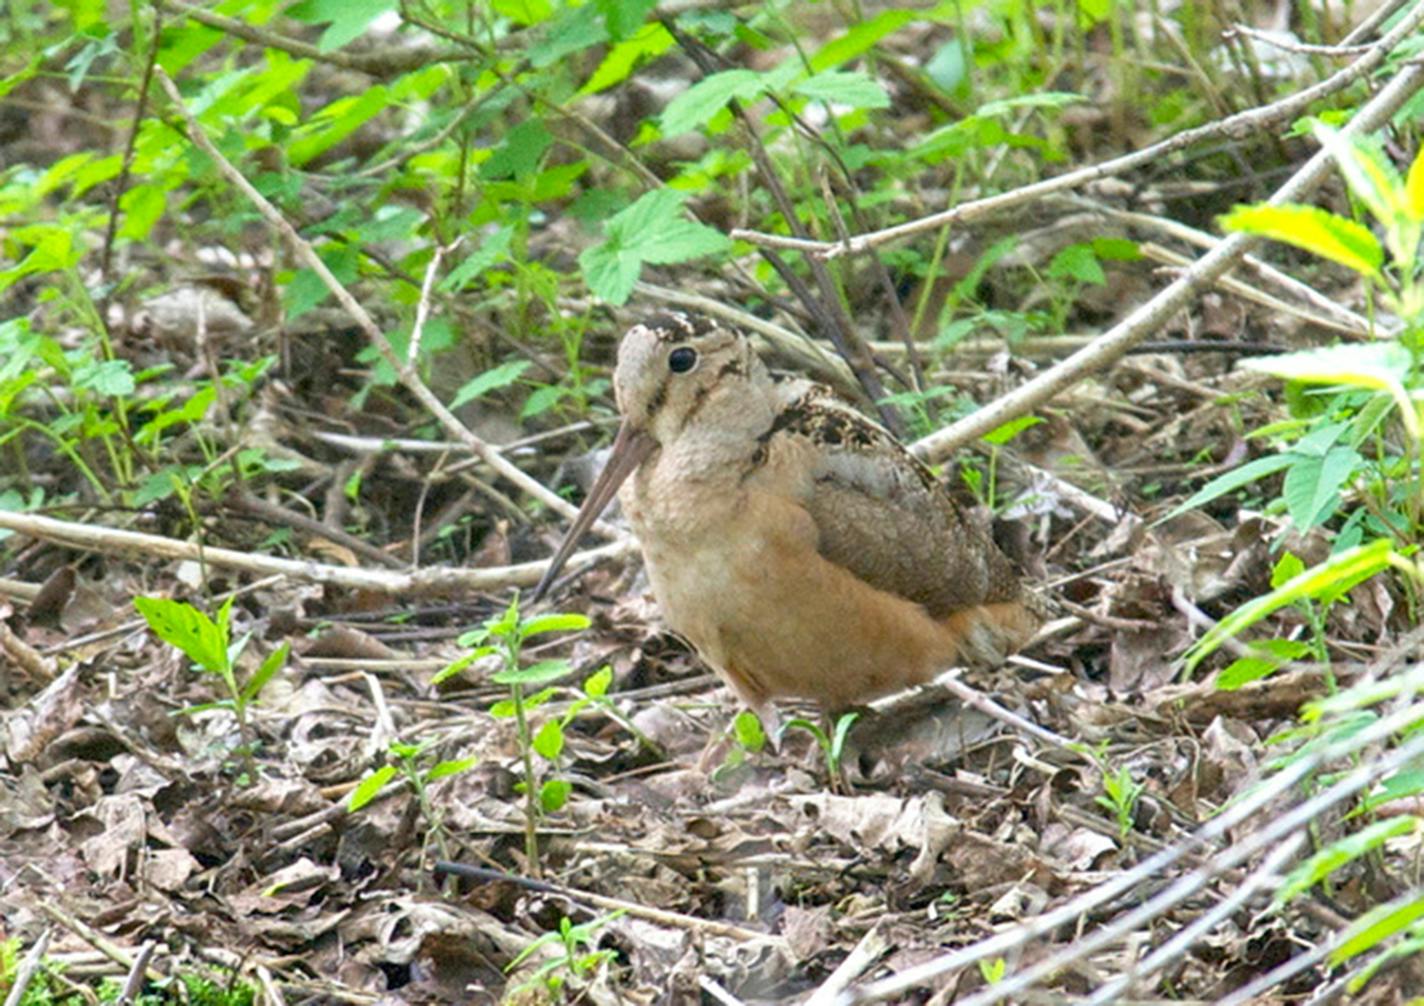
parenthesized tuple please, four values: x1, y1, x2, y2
(534, 312, 1038, 717)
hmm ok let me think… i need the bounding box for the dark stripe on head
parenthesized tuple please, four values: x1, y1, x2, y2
(638, 311, 716, 343)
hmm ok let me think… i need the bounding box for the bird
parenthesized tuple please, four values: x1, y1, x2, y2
(533, 311, 1039, 722)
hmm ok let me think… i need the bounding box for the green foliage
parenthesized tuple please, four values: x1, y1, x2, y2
(1095, 763, 1144, 839)
(1182, 134, 1424, 684)
(348, 737, 477, 864)
(434, 592, 591, 874)
(133, 595, 288, 781)
(780, 711, 860, 785)
(506, 910, 624, 997)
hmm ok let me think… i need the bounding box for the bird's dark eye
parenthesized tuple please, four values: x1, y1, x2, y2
(668, 346, 698, 373)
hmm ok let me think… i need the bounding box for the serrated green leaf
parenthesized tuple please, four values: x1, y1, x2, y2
(579, 241, 641, 304)
(480, 119, 552, 181)
(1219, 203, 1383, 279)
(637, 217, 731, 264)
(792, 70, 890, 110)
(1311, 122, 1403, 233)
(1048, 243, 1106, 285)
(581, 20, 673, 93)
(134, 597, 229, 673)
(660, 68, 764, 137)
(529, 3, 606, 67)
(348, 765, 398, 811)
(450, 360, 531, 409)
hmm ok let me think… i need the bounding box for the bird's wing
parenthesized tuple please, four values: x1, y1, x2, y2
(766, 381, 1024, 620)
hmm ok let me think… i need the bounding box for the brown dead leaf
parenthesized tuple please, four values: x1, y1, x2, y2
(3, 666, 84, 764)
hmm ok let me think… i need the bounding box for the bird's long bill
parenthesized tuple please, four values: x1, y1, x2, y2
(532, 421, 656, 601)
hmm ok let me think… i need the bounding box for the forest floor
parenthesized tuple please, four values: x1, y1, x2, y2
(3, 4, 1424, 1006)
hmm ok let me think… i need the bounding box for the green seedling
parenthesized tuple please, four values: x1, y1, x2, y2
(133, 595, 288, 783)
(780, 711, 861, 788)
(433, 592, 589, 876)
(348, 737, 478, 863)
(506, 911, 625, 997)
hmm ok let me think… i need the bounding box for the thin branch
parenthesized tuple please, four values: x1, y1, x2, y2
(909, 54, 1424, 464)
(732, 4, 1424, 260)
(0, 509, 633, 595)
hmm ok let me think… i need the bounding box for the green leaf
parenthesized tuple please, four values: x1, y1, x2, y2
(1157, 453, 1295, 524)
(809, 9, 918, 71)
(581, 20, 673, 93)
(1281, 444, 1361, 530)
(348, 765, 398, 811)
(480, 119, 552, 181)
(241, 641, 289, 704)
(494, 0, 552, 26)
(431, 644, 496, 685)
(1183, 540, 1393, 674)
(72, 357, 135, 396)
(285, 0, 398, 52)
(1219, 203, 1383, 279)
(539, 777, 572, 812)
(1310, 122, 1403, 234)
(1405, 144, 1424, 221)
(1281, 815, 1424, 900)
(133, 597, 230, 673)
(792, 70, 890, 110)
(518, 612, 591, 639)
(660, 68, 765, 137)
(441, 226, 514, 292)
(583, 666, 613, 698)
(1217, 639, 1311, 689)
(977, 91, 1086, 116)
(491, 659, 576, 686)
(577, 242, 642, 305)
(732, 710, 765, 753)
(489, 698, 516, 718)
(1328, 891, 1424, 966)
(1047, 243, 1106, 285)
(594, 0, 656, 40)
(425, 756, 478, 782)
(1357, 770, 1424, 815)
(533, 719, 564, 760)
(580, 189, 730, 303)
(1271, 552, 1306, 588)
(288, 85, 390, 166)
(982, 415, 1041, 445)
(450, 360, 531, 409)
(529, 3, 606, 67)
